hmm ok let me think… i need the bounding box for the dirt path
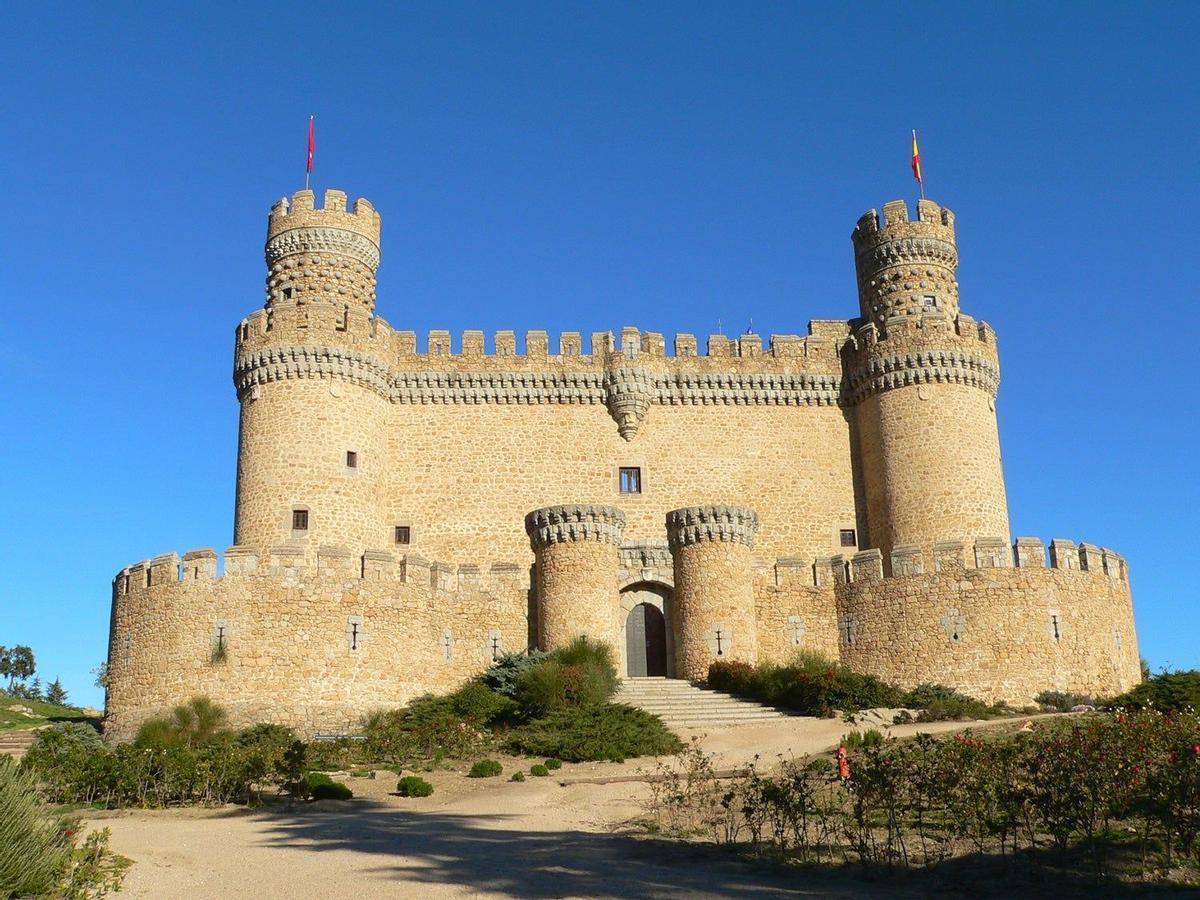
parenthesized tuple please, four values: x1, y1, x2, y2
(84, 714, 1046, 899)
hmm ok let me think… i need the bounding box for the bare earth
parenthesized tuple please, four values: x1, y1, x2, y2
(83, 716, 1041, 899)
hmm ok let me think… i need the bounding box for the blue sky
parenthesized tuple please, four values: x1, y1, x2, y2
(1, 2, 1196, 707)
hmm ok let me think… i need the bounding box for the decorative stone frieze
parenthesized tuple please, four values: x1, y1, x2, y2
(234, 345, 392, 400)
(843, 349, 999, 404)
(265, 226, 381, 271)
(665, 505, 760, 549)
(524, 504, 627, 548)
(619, 540, 672, 572)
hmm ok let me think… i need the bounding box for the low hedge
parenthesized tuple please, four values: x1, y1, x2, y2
(396, 775, 434, 797)
(509, 704, 680, 762)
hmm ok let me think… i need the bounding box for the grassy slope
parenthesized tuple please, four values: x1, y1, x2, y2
(0, 689, 95, 730)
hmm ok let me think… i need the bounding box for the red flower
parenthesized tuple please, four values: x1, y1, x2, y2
(1192, 744, 1200, 755)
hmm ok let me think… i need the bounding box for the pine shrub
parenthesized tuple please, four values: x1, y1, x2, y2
(529, 764, 549, 776)
(509, 704, 681, 762)
(468, 759, 503, 778)
(395, 775, 434, 797)
(311, 781, 353, 800)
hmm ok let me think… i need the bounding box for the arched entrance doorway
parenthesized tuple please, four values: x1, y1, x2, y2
(625, 602, 667, 677)
(624, 587, 670, 677)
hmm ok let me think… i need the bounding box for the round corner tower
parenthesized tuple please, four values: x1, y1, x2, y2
(847, 199, 1010, 564)
(232, 189, 391, 556)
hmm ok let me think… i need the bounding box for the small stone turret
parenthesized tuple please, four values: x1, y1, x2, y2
(265, 189, 381, 312)
(526, 504, 627, 652)
(852, 198, 958, 328)
(666, 505, 760, 678)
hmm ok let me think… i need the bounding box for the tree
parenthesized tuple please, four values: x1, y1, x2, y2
(7, 646, 34, 691)
(92, 662, 109, 691)
(0, 647, 10, 690)
(45, 678, 67, 706)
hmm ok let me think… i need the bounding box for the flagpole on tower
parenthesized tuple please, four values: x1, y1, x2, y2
(305, 116, 315, 190)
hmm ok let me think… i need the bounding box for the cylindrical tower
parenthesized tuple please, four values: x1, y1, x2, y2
(526, 504, 627, 652)
(666, 505, 759, 680)
(848, 199, 1009, 563)
(232, 189, 391, 556)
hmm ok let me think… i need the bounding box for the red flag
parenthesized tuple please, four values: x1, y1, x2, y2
(306, 117, 315, 174)
(911, 129, 922, 184)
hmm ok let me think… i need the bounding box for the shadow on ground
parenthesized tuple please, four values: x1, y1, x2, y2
(235, 801, 1193, 899)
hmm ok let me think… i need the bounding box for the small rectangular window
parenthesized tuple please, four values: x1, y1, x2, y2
(839, 529, 857, 547)
(394, 526, 411, 545)
(292, 509, 309, 531)
(282, 287, 293, 301)
(619, 467, 642, 494)
(345, 451, 358, 468)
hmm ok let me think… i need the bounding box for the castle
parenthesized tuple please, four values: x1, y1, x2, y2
(104, 188, 1140, 739)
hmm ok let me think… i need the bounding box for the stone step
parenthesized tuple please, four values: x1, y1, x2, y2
(614, 678, 789, 729)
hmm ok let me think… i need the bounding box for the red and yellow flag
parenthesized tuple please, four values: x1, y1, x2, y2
(307, 116, 315, 174)
(911, 129, 922, 184)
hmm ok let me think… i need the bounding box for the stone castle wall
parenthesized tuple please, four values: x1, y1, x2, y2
(102, 190, 1143, 737)
(106, 546, 528, 742)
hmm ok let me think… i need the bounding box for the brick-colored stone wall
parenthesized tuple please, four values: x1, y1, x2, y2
(106, 548, 528, 741)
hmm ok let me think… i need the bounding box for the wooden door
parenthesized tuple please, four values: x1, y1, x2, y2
(625, 602, 667, 677)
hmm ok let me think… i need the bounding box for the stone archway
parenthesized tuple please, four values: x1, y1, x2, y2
(620, 582, 674, 678)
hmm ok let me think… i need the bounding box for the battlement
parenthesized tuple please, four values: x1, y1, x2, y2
(852, 199, 956, 248)
(235, 309, 851, 370)
(763, 536, 1129, 590)
(267, 189, 381, 246)
(113, 546, 526, 597)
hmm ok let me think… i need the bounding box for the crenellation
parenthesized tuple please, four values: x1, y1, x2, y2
(850, 549, 884, 582)
(934, 540, 967, 573)
(1079, 543, 1104, 573)
(890, 544, 924, 576)
(974, 536, 1011, 569)
(1049, 538, 1079, 570)
(674, 333, 698, 357)
(181, 549, 218, 581)
(1014, 536, 1047, 568)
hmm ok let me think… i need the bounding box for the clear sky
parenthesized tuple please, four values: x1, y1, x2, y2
(1, 2, 1196, 708)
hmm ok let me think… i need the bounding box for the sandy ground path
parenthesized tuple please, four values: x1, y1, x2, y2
(85, 714, 1043, 899)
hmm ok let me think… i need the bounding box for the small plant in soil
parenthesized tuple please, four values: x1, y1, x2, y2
(468, 759, 503, 778)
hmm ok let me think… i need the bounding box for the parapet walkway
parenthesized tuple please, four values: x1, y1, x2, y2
(614, 677, 787, 729)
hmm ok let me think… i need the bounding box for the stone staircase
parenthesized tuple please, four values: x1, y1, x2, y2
(615, 677, 788, 729)
(0, 729, 38, 762)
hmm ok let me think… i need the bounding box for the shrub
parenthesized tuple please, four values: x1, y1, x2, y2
(510, 771, 525, 782)
(529, 764, 549, 777)
(286, 770, 335, 799)
(708, 653, 903, 717)
(843, 728, 883, 749)
(234, 724, 305, 790)
(134, 696, 229, 750)
(1106, 670, 1200, 712)
(543, 758, 562, 770)
(451, 682, 517, 724)
(480, 650, 551, 698)
(512, 637, 618, 718)
(311, 781, 353, 800)
(363, 696, 491, 764)
(0, 759, 70, 897)
(509, 704, 681, 762)
(396, 775, 434, 797)
(468, 759, 503, 778)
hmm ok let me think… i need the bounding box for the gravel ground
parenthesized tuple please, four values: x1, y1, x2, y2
(84, 714, 1049, 898)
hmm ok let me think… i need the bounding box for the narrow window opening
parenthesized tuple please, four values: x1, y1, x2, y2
(123, 574, 131, 594)
(489, 632, 502, 660)
(282, 287, 293, 301)
(1051, 614, 1062, 642)
(714, 626, 725, 657)
(292, 509, 309, 531)
(145, 568, 153, 588)
(345, 450, 358, 469)
(619, 467, 642, 494)
(350, 622, 360, 651)
(839, 529, 857, 547)
(922, 294, 938, 310)
(240, 323, 249, 341)
(394, 526, 411, 545)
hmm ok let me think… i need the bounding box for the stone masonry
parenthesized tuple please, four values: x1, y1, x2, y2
(104, 187, 1141, 739)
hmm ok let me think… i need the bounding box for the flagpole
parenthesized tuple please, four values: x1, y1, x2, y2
(305, 116, 314, 191)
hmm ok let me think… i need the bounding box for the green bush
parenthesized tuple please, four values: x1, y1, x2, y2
(362, 695, 491, 764)
(134, 696, 229, 750)
(480, 650, 551, 698)
(234, 724, 305, 789)
(708, 653, 903, 716)
(529, 764, 549, 776)
(509, 704, 681, 762)
(843, 728, 883, 749)
(451, 682, 518, 724)
(311, 781, 353, 800)
(1106, 670, 1200, 712)
(468, 759, 503, 778)
(513, 637, 619, 717)
(513, 661, 569, 718)
(396, 775, 434, 797)
(543, 758, 562, 770)
(0, 759, 70, 897)
(510, 771, 525, 782)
